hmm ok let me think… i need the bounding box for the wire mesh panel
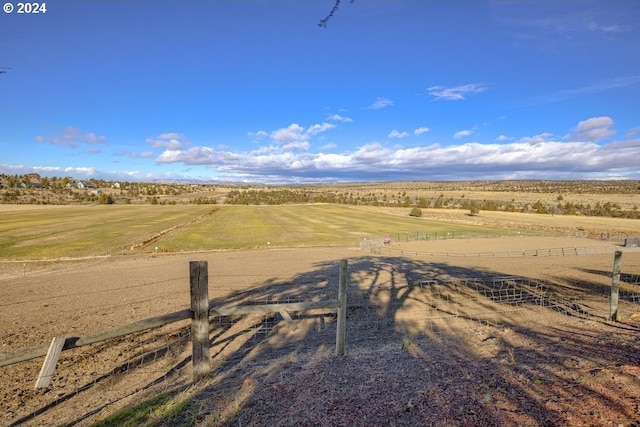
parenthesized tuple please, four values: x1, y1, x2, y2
(2, 321, 192, 427)
(344, 274, 607, 353)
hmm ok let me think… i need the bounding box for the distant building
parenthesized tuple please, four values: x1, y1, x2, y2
(19, 182, 42, 189)
(76, 180, 96, 189)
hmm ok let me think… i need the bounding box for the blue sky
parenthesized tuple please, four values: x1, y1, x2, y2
(1, 0, 639, 183)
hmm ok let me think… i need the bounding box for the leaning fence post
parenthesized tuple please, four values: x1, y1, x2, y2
(609, 251, 622, 321)
(190, 261, 210, 381)
(335, 259, 348, 356)
(34, 337, 66, 389)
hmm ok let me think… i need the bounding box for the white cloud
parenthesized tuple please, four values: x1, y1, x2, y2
(146, 133, 188, 150)
(586, 21, 632, 34)
(327, 114, 353, 123)
(0, 163, 182, 182)
(282, 141, 311, 150)
(270, 122, 335, 147)
(493, 1, 637, 54)
(524, 76, 640, 106)
(454, 129, 473, 139)
(570, 116, 616, 142)
(11, 165, 100, 178)
(248, 130, 268, 140)
(32, 166, 66, 173)
(114, 150, 155, 159)
(156, 134, 623, 179)
(414, 127, 430, 136)
(35, 127, 108, 148)
(368, 97, 394, 110)
(388, 129, 409, 139)
(427, 83, 489, 101)
(64, 166, 97, 177)
(9, 124, 640, 182)
(19, 115, 639, 183)
(156, 146, 242, 165)
(517, 132, 553, 145)
(626, 126, 640, 138)
(271, 124, 305, 143)
(307, 122, 335, 136)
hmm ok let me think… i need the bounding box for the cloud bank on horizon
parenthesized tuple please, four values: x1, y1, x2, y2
(1, 1, 639, 183)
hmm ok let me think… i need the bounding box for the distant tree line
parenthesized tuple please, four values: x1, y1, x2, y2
(1, 173, 639, 219)
(0, 173, 204, 205)
(225, 188, 640, 219)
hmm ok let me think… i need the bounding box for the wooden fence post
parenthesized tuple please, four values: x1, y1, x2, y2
(609, 251, 622, 321)
(190, 261, 210, 381)
(336, 259, 348, 356)
(34, 337, 66, 389)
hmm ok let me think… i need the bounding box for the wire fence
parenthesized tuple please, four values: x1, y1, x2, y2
(360, 228, 636, 251)
(2, 301, 340, 426)
(346, 276, 580, 339)
(1, 266, 341, 427)
(370, 244, 620, 258)
(3, 321, 193, 427)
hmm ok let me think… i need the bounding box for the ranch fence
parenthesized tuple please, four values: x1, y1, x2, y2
(1, 252, 639, 426)
(0, 260, 348, 426)
(359, 228, 632, 252)
(371, 244, 619, 258)
(0, 261, 348, 376)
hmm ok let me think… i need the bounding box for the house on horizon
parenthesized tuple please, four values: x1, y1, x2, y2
(76, 180, 96, 189)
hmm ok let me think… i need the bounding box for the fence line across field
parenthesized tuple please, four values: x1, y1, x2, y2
(371, 244, 621, 258)
(360, 228, 631, 248)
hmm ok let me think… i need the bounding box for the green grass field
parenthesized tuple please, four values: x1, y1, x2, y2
(0, 205, 214, 259)
(0, 204, 500, 259)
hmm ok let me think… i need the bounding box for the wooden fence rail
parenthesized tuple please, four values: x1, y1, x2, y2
(0, 260, 348, 386)
(0, 308, 193, 368)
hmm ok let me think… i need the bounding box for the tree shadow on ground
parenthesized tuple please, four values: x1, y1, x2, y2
(140, 255, 639, 426)
(28, 254, 640, 426)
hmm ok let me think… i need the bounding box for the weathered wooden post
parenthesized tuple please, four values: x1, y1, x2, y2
(190, 261, 210, 381)
(609, 251, 622, 321)
(335, 259, 348, 356)
(34, 337, 66, 389)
